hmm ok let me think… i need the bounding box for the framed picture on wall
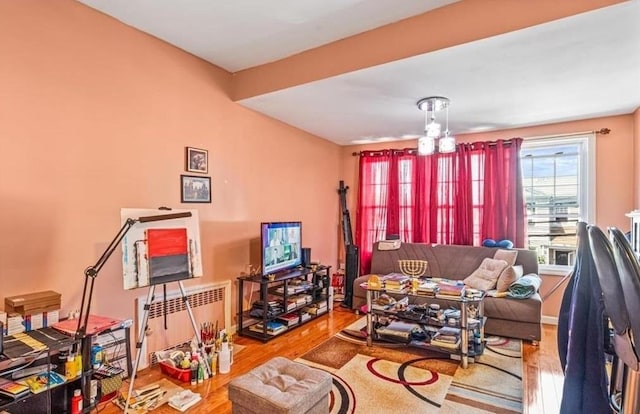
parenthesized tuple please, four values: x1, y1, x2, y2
(185, 147, 208, 174)
(181, 175, 211, 203)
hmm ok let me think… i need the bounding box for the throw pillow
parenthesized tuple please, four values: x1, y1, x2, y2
(496, 265, 524, 292)
(464, 258, 509, 291)
(494, 249, 518, 266)
(378, 240, 401, 251)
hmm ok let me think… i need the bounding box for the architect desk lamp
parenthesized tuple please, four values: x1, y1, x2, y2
(75, 211, 193, 342)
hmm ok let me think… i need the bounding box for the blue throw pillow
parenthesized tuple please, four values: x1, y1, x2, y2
(482, 239, 497, 247)
(496, 239, 514, 249)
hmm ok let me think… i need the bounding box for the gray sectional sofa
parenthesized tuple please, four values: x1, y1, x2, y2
(351, 241, 542, 342)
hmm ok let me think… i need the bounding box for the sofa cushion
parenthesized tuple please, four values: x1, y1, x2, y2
(464, 258, 509, 290)
(483, 293, 542, 324)
(494, 249, 518, 266)
(496, 265, 524, 292)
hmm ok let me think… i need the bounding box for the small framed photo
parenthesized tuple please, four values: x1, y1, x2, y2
(181, 175, 211, 203)
(185, 147, 208, 174)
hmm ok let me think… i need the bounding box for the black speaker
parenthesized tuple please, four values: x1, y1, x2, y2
(301, 247, 311, 267)
(342, 245, 360, 308)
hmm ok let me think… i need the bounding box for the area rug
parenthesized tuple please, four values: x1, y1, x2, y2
(296, 318, 522, 414)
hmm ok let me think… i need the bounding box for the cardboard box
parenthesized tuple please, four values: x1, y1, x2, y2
(4, 291, 61, 316)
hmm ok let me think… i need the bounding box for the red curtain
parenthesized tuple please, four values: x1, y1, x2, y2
(355, 139, 524, 274)
(478, 139, 526, 247)
(355, 150, 392, 274)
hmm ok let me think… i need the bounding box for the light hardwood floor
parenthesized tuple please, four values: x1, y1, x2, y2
(99, 307, 563, 414)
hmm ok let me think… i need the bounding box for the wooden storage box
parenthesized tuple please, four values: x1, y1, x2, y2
(4, 290, 61, 315)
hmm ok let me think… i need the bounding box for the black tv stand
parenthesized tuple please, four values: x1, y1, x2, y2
(237, 265, 332, 342)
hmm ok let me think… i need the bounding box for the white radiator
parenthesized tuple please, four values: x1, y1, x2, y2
(135, 281, 231, 369)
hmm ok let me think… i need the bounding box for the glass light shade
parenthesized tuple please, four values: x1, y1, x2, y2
(425, 121, 441, 138)
(418, 136, 435, 155)
(438, 134, 456, 153)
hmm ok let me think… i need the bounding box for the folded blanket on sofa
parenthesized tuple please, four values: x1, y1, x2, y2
(507, 273, 542, 299)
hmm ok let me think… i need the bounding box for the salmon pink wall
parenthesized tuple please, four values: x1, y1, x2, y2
(0, 1, 341, 325)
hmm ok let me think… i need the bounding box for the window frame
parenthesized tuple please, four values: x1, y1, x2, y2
(521, 133, 596, 272)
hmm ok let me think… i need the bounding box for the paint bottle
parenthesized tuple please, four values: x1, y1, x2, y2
(56, 351, 69, 376)
(190, 361, 198, 386)
(74, 353, 83, 379)
(89, 379, 98, 405)
(197, 360, 204, 384)
(218, 342, 231, 374)
(70, 389, 83, 414)
(91, 343, 103, 369)
(65, 355, 76, 379)
(210, 350, 218, 375)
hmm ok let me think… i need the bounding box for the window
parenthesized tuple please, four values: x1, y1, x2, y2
(521, 134, 595, 266)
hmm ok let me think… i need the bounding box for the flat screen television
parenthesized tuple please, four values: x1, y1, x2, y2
(261, 221, 302, 275)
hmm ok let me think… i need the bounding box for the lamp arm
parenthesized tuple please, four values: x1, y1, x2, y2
(85, 218, 137, 278)
(76, 218, 138, 340)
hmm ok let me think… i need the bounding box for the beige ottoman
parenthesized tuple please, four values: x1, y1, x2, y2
(228, 356, 332, 414)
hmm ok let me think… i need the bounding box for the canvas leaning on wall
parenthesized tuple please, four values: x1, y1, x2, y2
(120, 208, 203, 290)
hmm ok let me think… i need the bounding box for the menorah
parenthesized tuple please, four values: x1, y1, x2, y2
(398, 259, 429, 278)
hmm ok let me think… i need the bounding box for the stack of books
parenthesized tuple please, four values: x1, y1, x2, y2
(291, 294, 304, 305)
(274, 281, 312, 295)
(0, 311, 7, 335)
(6, 314, 25, 335)
(465, 288, 483, 298)
(371, 294, 396, 311)
(416, 280, 438, 296)
(0, 378, 30, 400)
(382, 273, 410, 293)
(431, 326, 461, 349)
(249, 320, 287, 336)
(302, 301, 327, 316)
(249, 300, 283, 318)
(275, 312, 300, 327)
(375, 320, 419, 343)
(300, 311, 311, 323)
(436, 280, 465, 299)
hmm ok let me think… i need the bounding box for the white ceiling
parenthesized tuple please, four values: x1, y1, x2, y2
(78, 0, 640, 145)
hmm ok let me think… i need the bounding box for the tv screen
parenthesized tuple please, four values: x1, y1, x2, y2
(261, 221, 302, 275)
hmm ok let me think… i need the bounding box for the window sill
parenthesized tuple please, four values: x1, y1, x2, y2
(538, 264, 573, 277)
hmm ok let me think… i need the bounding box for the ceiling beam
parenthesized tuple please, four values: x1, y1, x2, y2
(232, 0, 627, 101)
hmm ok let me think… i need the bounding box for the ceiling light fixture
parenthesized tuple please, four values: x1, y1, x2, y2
(416, 96, 456, 155)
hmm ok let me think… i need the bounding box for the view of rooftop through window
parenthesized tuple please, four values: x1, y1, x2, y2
(521, 141, 583, 266)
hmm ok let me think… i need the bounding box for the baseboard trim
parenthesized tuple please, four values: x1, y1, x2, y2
(542, 315, 558, 325)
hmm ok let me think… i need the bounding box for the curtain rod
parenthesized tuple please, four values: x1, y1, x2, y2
(522, 127, 610, 142)
(351, 128, 610, 156)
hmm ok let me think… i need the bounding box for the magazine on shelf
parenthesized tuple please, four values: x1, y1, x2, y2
(430, 336, 461, 350)
(249, 320, 287, 335)
(276, 313, 300, 327)
(0, 378, 30, 399)
(18, 371, 66, 395)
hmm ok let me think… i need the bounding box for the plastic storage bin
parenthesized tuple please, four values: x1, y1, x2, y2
(159, 362, 191, 383)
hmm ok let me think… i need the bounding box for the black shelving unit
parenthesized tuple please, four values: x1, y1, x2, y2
(0, 329, 77, 414)
(237, 266, 331, 342)
(0, 324, 131, 414)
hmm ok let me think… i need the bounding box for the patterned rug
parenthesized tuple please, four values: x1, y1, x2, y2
(296, 318, 522, 413)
